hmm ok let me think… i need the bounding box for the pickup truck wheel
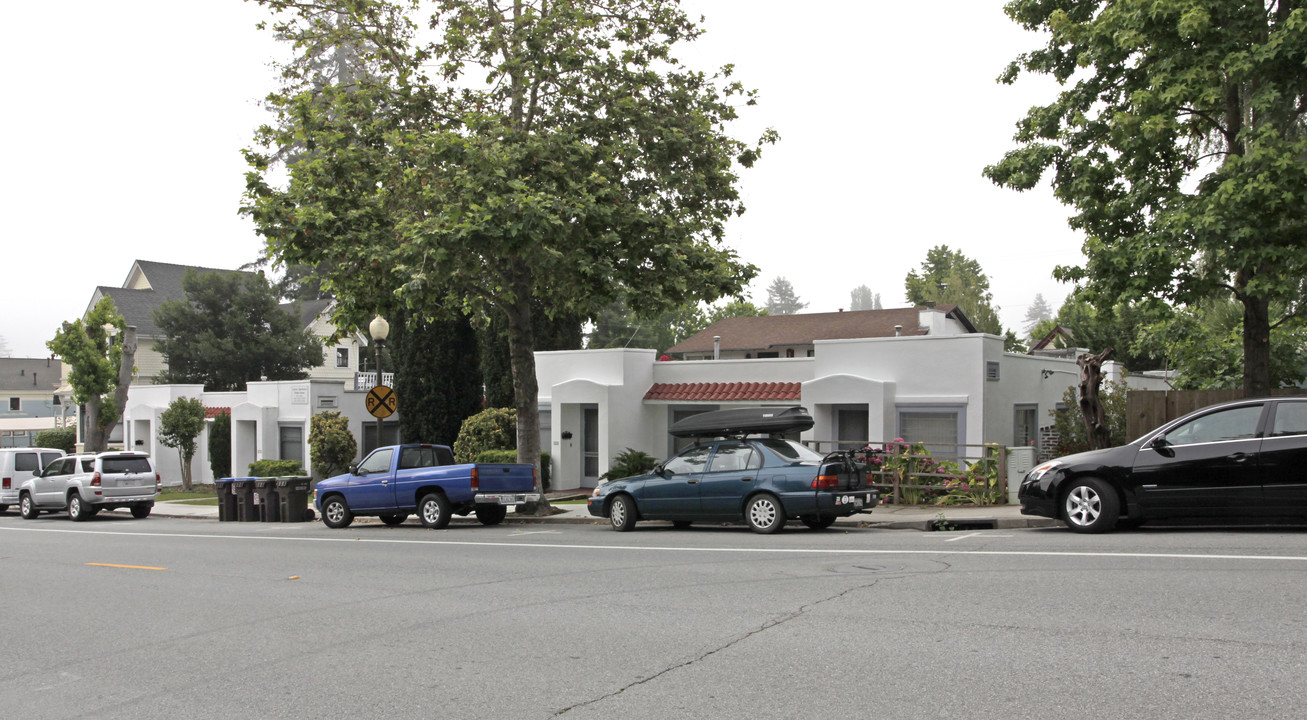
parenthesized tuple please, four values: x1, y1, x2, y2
(419, 493, 452, 529)
(745, 494, 786, 534)
(475, 505, 508, 526)
(68, 494, 92, 522)
(379, 513, 408, 526)
(130, 504, 152, 519)
(608, 494, 637, 532)
(321, 495, 354, 529)
(20, 494, 39, 519)
(801, 515, 836, 530)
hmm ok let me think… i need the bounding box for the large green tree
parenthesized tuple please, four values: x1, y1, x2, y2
(47, 298, 137, 453)
(986, 0, 1307, 395)
(153, 270, 323, 392)
(765, 277, 807, 315)
(904, 245, 1004, 335)
(244, 1, 772, 506)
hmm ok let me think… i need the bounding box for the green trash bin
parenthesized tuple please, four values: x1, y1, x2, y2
(232, 479, 259, 522)
(214, 477, 249, 522)
(253, 478, 280, 522)
(275, 476, 314, 522)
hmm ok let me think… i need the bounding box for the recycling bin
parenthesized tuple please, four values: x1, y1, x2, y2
(275, 476, 314, 522)
(214, 477, 246, 522)
(232, 478, 260, 522)
(253, 478, 281, 522)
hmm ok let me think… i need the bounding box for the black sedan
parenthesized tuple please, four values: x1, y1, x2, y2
(1019, 396, 1307, 532)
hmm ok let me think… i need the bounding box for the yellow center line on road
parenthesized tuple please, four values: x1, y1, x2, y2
(86, 563, 167, 571)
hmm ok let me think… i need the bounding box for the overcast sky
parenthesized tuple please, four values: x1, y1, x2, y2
(1, 0, 1081, 358)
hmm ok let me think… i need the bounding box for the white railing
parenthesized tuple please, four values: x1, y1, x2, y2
(354, 372, 395, 390)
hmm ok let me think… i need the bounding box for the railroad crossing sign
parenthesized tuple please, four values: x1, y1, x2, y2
(365, 385, 398, 419)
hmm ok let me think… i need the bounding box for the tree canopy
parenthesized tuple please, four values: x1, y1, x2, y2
(153, 269, 323, 391)
(765, 277, 807, 315)
(47, 297, 136, 452)
(244, 0, 774, 498)
(849, 285, 882, 312)
(985, 0, 1307, 394)
(903, 245, 1004, 335)
(158, 396, 206, 491)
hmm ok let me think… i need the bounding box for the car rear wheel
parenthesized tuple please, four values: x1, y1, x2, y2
(609, 494, 637, 532)
(1062, 478, 1119, 533)
(20, 494, 39, 519)
(379, 513, 408, 526)
(130, 504, 151, 519)
(745, 494, 786, 534)
(418, 493, 451, 529)
(475, 504, 508, 526)
(321, 495, 353, 529)
(801, 515, 836, 530)
(68, 494, 92, 522)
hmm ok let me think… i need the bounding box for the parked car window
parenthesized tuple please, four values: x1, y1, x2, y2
(14, 453, 37, 472)
(40, 452, 61, 469)
(358, 449, 394, 474)
(44, 458, 68, 476)
(663, 446, 711, 475)
(78, 458, 94, 472)
(708, 443, 757, 473)
(436, 446, 455, 466)
(399, 446, 436, 469)
(102, 457, 153, 474)
(1163, 406, 1263, 446)
(756, 438, 825, 463)
(1271, 402, 1307, 437)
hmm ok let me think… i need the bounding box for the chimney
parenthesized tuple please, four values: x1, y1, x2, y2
(713, 335, 721, 360)
(33, 372, 37, 386)
(894, 325, 902, 337)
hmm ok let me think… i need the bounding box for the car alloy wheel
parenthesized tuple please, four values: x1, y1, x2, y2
(321, 496, 353, 529)
(419, 492, 451, 529)
(1062, 477, 1119, 534)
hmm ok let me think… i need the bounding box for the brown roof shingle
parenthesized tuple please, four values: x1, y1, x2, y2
(668, 307, 971, 355)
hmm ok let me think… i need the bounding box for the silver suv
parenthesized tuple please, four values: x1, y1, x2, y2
(19, 452, 160, 521)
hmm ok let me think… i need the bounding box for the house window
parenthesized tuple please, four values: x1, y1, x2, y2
(897, 406, 965, 458)
(8, 398, 18, 411)
(986, 361, 1000, 381)
(335, 347, 350, 368)
(757, 351, 779, 359)
(53, 395, 62, 406)
(279, 425, 304, 464)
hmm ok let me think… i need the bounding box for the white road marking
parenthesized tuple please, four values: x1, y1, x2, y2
(508, 530, 562, 536)
(4, 525, 1307, 563)
(944, 532, 1013, 542)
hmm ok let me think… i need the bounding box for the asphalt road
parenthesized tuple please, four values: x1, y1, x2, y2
(2, 511, 1305, 720)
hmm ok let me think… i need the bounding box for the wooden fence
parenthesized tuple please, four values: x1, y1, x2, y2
(805, 440, 1010, 506)
(1126, 388, 1307, 439)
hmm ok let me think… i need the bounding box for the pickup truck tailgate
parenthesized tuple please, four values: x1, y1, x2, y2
(475, 464, 536, 493)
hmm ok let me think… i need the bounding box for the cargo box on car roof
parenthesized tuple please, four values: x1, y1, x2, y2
(668, 406, 814, 438)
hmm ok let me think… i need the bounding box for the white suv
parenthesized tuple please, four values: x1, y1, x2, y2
(19, 452, 160, 521)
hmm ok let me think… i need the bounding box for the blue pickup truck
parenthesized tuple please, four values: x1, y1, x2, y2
(314, 444, 540, 529)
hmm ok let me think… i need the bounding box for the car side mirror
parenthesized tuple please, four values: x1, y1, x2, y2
(656, 464, 671, 476)
(349, 464, 360, 475)
(1149, 435, 1171, 451)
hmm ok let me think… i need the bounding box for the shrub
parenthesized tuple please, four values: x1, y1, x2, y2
(600, 448, 658, 481)
(208, 409, 231, 479)
(309, 411, 357, 479)
(35, 427, 76, 453)
(248, 459, 305, 477)
(453, 407, 516, 463)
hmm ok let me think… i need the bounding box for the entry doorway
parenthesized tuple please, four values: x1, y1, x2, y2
(582, 406, 599, 485)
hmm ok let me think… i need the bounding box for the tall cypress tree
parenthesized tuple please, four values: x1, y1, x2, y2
(392, 309, 483, 447)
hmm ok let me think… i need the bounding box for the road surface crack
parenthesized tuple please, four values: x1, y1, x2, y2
(553, 579, 879, 716)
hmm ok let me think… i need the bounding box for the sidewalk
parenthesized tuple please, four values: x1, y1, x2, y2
(152, 495, 1060, 530)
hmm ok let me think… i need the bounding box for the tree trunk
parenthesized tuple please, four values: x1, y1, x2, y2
(503, 275, 551, 515)
(82, 326, 137, 454)
(1077, 348, 1115, 450)
(1242, 294, 1272, 396)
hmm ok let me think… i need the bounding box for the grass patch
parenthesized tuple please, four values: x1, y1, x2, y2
(158, 485, 217, 501)
(170, 498, 221, 506)
(552, 499, 588, 505)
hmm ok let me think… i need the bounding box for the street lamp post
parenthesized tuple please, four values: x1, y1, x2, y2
(369, 315, 390, 450)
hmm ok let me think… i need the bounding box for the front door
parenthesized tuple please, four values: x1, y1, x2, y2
(1258, 400, 1307, 517)
(348, 448, 396, 511)
(582, 406, 599, 487)
(641, 445, 709, 517)
(1133, 403, 1267, 517)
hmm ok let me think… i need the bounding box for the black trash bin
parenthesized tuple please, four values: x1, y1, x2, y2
(214, 477, 248, 522)
(253, 478, 280, 522)
(275, 476, 314, 522)
(232, 478, 259, 522)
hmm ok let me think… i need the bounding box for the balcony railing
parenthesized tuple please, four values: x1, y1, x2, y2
(354, 372, 395, 390)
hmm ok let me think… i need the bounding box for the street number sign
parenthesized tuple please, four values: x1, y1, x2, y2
(366, 385, 397, 419)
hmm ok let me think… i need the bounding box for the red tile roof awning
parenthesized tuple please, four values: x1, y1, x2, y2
(644, 382, 801, 402)
(204, 407, 231, 418)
